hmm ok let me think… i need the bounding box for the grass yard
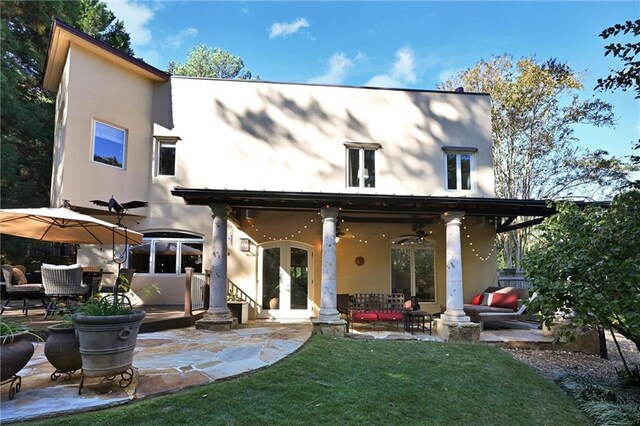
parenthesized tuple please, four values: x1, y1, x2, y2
(26, 335, 589, 425)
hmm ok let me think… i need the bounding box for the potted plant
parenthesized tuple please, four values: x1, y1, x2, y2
(72, 272, 145, 392)
(1, 317, 42, 399)
(44, 312, 81, 380)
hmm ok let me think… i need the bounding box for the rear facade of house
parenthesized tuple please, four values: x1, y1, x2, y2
(43, 20, 498, 321)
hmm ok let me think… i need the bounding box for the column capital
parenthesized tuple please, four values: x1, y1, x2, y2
(209, 204, 231, 216)
(441, 211, 465, 224)
(321, 207, 339, 221)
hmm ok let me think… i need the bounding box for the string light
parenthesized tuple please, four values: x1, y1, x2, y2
(461, 216, 497, 262)
(248, 217, 316, 242)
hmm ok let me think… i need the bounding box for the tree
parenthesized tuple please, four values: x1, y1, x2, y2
(168, 44, 258, 79)
(595, 20, 640, 189)
(0, 0, 133, 264)
(595, 19, 640, 98)
(523, 191, 640, 383)
(439, 56, 631, 268)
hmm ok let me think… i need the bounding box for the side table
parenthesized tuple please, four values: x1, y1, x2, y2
(404, 310, 432, 335)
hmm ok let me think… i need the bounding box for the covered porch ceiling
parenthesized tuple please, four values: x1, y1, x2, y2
(171, 188, 609, 233)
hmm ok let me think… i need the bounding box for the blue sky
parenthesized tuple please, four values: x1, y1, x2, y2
(105, 1, 638, 160)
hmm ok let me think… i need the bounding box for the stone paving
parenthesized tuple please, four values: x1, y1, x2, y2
(0, 321, 313, 424)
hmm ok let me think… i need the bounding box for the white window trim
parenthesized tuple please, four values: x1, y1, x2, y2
(344, 142, 382, 190)
(443, 149, 476, 192)
(131, 236, 204, 275)
(389, 242, 437, 304)
(91, 119, 127, 170)
(156, 141, 177, 177)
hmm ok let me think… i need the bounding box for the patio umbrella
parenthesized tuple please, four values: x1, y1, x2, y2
(131, 242, 202, 255)
(0, 207, 143, 245)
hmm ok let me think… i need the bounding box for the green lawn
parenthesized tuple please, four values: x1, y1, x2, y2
(27, 335, 589, 425)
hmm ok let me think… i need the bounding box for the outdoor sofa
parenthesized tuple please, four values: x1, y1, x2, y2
(464, 286, 531, 330)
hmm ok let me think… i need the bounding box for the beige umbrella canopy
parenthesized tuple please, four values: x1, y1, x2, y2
(0, 208, 143, 245)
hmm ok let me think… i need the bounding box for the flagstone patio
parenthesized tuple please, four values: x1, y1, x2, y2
(0, 321, 313, 423)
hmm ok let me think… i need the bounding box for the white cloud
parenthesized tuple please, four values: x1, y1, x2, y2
(307, 53, 354, 85)
(269, 18, 309, 39)
(164, 27, 198, 49)
(365, 47, 417, 88)
(104, 0, 155, 47)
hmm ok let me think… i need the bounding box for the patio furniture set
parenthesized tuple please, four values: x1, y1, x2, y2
(339, 293, 433, 335)
(1, 264, 124, 318)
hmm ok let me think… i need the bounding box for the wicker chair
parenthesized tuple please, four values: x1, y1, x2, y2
(41, 264, 89, 319)
(1, 264, 46, 316)
(100, 268, 135, 309)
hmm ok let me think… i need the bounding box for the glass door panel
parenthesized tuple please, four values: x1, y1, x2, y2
(289, 247, 309, 309)
(391, 248, 411, 299)
(261, 247, 281, 310)
(414, 249, 435, 302)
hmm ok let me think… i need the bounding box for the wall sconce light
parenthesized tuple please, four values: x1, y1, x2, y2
(239, 238, 251, 253)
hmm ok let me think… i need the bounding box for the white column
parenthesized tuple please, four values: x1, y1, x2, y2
(207, 204, 231, 319)
(440, 211, 470, 324)
(318, 207, 340, 321)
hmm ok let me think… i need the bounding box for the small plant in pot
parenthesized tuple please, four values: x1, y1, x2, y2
(72, 272, 146, 394)
(1, 317, 42, 399)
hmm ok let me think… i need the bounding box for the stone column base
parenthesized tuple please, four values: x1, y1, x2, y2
(195, 317, 236, 331)
(311, 319, 346, 336)
(434, 319, 481, 343)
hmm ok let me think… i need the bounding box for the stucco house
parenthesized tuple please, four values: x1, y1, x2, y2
(42, 19, 552, 336)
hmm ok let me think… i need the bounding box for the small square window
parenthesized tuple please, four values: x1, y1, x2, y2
(93, 121, 126, 169)
(345, 142, 381, 189)
(158, 142, 176, 176)
(444, 150, 475, 191)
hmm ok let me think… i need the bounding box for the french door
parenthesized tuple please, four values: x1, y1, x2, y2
(391, 244, 436, 303)
(258, 242, 312, 319)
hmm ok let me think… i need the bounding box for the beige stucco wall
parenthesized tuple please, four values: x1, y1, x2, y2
(50, 43, 154, 211)
(151, 78, 493, 203)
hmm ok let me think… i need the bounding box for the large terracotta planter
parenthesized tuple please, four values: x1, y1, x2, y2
(73, 310, 145, 378)
(1, 332, 35, 381)
(45, 324, 81, 378)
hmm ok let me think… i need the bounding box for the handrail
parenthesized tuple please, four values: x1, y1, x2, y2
(184, 268, 208, 316)
(184, 270, 257, 316)
(227, 279, 259, 310)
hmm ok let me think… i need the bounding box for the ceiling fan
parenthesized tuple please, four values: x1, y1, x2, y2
(392, 223, 432, 245)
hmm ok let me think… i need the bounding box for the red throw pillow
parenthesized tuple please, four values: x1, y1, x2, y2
(490, 292, 519, 310)
(470, 293, 484, 305)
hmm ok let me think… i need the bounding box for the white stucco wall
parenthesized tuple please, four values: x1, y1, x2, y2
(151, 78, 493, 204)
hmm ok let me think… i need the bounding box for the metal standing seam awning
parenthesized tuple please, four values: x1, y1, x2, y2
(170, 188, 610, 233)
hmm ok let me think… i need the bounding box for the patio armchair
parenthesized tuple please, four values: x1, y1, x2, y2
(99, 268, 135, 309)
(41, 264, 88, 319)
(1, 264, 46, 316)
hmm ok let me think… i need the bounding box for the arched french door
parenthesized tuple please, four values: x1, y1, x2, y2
(258, 241, 312, 319)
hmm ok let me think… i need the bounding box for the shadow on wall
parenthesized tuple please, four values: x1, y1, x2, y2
(156, 79, 492, 195)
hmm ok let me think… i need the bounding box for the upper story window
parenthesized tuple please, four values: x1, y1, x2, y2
(156, 137, 180, 176)
(129, 231, 203, 274)
(93, 121, 126, 169)
(345, 142, 382, 189)
(443, 146, 477, 191)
